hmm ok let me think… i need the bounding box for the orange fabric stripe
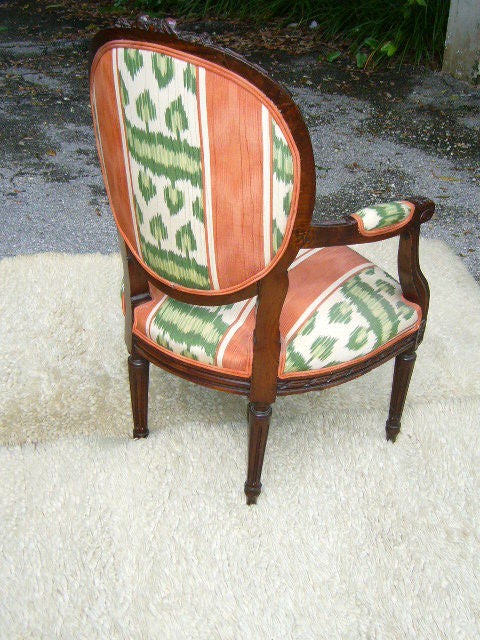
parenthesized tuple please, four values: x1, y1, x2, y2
(132, 296, 157, 336)
(205, 70, 265, 289)
(91, 50, 139, 252)
(269, 116, 274, 260)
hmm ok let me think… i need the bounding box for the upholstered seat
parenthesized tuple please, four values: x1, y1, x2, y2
(90, 23, 434, 504)
(132, 245, 420, 377)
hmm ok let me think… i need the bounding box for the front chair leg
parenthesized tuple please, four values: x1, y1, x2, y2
(128, 351, 150, 439)
(244, 402, 272, 505)
(386, 349, 417, 442)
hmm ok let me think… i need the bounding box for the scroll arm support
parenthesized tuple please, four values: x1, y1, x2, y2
(397, 198, 435, 332)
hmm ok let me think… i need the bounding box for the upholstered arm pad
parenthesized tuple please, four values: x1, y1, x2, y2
(303, 196, 434, 248)
(350, 201, 414, 236)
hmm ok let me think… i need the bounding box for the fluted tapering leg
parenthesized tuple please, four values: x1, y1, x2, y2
(128, 352, 150, 439)
(386, 349, 417, 442)
(244, 402, 272, 505)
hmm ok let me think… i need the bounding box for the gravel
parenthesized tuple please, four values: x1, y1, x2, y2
(1, 5, 479, 280)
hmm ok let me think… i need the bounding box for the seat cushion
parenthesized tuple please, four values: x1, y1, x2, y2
(132, 246, 421, 378)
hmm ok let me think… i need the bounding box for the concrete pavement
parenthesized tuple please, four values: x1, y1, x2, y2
(1, 1, 479, 280)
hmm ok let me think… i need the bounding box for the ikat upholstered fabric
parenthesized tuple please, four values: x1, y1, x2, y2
(351, 201, 414, 235)
(132, 247, 421, 377)
(91, 45, 295, 292)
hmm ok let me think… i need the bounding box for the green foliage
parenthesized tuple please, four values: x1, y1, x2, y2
(114, 0, 159, 8)
(308, 0, 450, 67)
(114, 0, 450, 67)
(356, 52, 368, 68)
(324, 50, 342, 63)
(381, 42, 398, 57)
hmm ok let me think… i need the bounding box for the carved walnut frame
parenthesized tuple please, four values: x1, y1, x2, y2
(90, 26, 434, 505)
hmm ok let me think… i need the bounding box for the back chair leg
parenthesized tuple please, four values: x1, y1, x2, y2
(244, 402, 272, 505)
(386, 348, 417, 442)
(128, 350, 150, 439)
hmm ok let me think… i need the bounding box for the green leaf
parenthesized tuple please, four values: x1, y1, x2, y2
(326, 51, 342, 63)
(364, 37, 378, 50)
(402, 3, 412, 18)
(380, 42, 398, 57)
(356, 52, 368, 68)
(415, 0, 427, 6)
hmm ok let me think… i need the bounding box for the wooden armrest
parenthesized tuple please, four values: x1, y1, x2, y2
(302, 196, 434, 248)
(301, 197, 435, 325)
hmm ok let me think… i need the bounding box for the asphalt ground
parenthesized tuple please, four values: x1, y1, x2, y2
(1, 2, 479, 280)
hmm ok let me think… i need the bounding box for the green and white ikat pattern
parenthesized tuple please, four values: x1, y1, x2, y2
(284, 266, 418, 373)
(271, 121, 294, 253)
(147, 297, 255, 367)
(116, 47, 211, 290)
(353, 201, 412, 232)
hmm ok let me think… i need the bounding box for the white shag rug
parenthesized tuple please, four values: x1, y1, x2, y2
(1, 239, 479, 639)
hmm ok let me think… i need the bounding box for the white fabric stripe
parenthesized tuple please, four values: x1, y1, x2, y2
(262, 107, 272, 266)
(112, 48, 141, 253)
(289, 248, 324, 271)
(216, 298, 257, 368)
(198, 67, 220, 290)
(146, 294, 168, 337)
(285, 263, 373, 342)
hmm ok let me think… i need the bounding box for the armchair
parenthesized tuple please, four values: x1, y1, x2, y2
(90, 24, 434, 504)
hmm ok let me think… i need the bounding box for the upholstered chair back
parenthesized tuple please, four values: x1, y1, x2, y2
(91, 40, 301, 294)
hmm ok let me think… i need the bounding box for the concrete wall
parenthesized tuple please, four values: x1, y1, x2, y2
(442, 0, 480, 84)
